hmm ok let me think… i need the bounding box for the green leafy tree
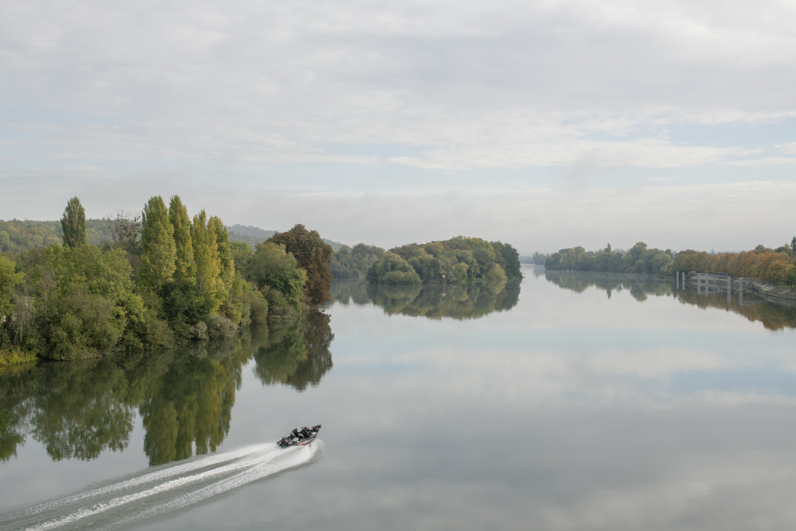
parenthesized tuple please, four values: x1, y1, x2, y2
(246, 242, 306, 320)
(168, 196, 196, 284)
(61, 197, 87, 249)
(330, 244, 385, 278)
(0, 255, 23, 319)
(269, 224, 333, 306)
(138, 196, 177, 291)
(366, 252, 422, 285)
(192, 211, 222, 314)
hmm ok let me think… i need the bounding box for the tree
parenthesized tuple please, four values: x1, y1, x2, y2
(791, 236, 796, 254)
(246, 242, 306, 319)
(138, 197, 177, 291)
(110, 212, 142, 256)
(493, 242, 522, 279)
(61, 197, 87, 249)
(0, 255, 23, 319)
(168, 196, 196, 284)
(192, 210, 222, 313)
(366, 252, 422, 285)
(269, 225, 333, 306)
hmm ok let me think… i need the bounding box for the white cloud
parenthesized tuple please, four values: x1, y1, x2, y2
(1, 0, 795, 173)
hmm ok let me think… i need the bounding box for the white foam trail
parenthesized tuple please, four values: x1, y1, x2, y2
(23, 450, 273, 531)
(0, 444, 272, 525)
(2, 442, 320, 531)
(106, 443, 320, 530)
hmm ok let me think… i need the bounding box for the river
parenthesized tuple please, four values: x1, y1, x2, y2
(2, 264, 796, 530)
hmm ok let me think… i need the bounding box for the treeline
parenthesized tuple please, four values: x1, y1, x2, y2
(545, 242, 675, 275)
(520, 252, 547, 265)
(0, 197, 332, 361)
(676, 245, 796, 286)
(544, 239, 796, 287)
(227, 224, 343, 251)
(365, 236, 522, 285)
(330, 244, 385, 278)
(0, 218, 145, 254)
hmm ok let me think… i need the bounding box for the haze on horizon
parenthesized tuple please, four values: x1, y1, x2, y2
(1, 0, 794, 255)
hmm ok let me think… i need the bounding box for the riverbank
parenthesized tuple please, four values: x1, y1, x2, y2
(682, 275, 796, 305)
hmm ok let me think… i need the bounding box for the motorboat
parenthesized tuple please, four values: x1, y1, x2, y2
(278, 424, 321, 448)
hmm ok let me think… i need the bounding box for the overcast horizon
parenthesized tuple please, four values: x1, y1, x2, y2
(2, 0, 795, 255)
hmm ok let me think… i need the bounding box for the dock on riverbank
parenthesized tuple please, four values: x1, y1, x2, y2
(678, 274, 796, 306)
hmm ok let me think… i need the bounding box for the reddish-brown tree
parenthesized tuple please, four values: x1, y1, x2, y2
(268, 224, 333, 306)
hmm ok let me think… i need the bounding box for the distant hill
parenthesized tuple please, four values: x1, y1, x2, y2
(227, 224, 344, 251)
(227, 224, 277, 240)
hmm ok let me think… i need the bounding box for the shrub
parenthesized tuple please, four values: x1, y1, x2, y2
(206, 314, 237, 340)
(189, 321, 208, 340)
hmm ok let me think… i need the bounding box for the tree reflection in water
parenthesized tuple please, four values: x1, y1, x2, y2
(544, 270, 796, 331)
(251, 311, 334, 391)
(328, 278, 521, 320)
(0, 312, 334, 465)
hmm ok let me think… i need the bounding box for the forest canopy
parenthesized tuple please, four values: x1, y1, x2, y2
(365, 237, 522, 285)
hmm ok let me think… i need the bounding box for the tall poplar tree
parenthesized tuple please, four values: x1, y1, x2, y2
(209, 215, 235, 290)
(61, 197, 87, 248)
(168, 195, 196, 284)
(192, 210, 222, 313)
(139, 196, 177, 290)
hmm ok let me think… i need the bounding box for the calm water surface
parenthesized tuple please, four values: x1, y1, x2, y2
(2, 265, 796, 530)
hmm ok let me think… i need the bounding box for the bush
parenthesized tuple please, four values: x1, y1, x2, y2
(247, 292, 269, 324)
(189, 321, 208, 340)
(366, 252, 422, 285)
(206, 314, 237, 340)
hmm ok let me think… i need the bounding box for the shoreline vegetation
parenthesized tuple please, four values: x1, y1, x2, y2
(332, 237, 522, 285)
(1, 201, 524, 366)
(0, 197, 334, 365)
(543, 241, 796, 286)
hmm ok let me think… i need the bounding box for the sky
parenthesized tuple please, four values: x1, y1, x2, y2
(1, 0, 795, 254)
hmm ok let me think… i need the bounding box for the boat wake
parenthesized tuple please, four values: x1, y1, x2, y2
(0, 441, 321, 531)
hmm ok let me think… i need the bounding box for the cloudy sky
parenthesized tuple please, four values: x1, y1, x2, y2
(1, 0, 794, 253)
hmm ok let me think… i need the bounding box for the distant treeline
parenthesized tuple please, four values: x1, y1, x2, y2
(544, 239, 796, 287)
(330, 244, 385, 278)
(227, 224, 343, 251)
(545, 242, 675, 275)
(0, 197, 333, 362)
(364, 237, 522, 285)
(0, 219, 342, 256)
(676, 244, 796, 286)
(0, 218, 127, 254)
(520, 252, 547, 265)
